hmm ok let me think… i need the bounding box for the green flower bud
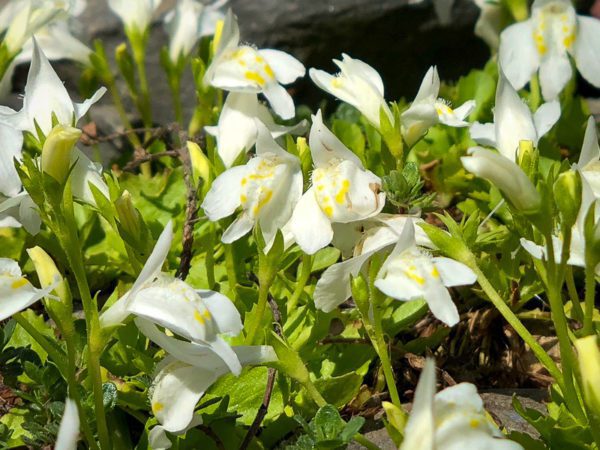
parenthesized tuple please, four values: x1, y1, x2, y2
(517, 140, 539, 180)
(554, 170, 582, 230)
(41, 124, 81, 184)
(115, 190, 142, 239)
(27, 246, 70, 304)
(575, 336, 600, 415)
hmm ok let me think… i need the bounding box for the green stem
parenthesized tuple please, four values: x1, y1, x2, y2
(168, 71, 184, 125)
(287, 254, 313, 314)
(583, 263, 597, 335)
(470, 264, 565, 386)
(246, 282, 271, 345)
(544, 231, 586, 421)
(205, 226, 216, 289)
(353, 434, 381, 450)
(566, 266, 584, 323)
(132, 44, 152, 133)
(224, 243, 238, 302)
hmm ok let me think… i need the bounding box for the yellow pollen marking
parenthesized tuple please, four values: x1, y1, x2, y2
(431, 266, 440, 278)
(323, 206, 334, 217)
(245, 71, 266, 86)
(241, 177, 247, 185)
(203, 309, 212, 319)
(331, 78, 343, 89)
(11, 278, 28, 289)
(152, 402, 164, 414)
(469, 419, 480, 428)
(255, 55, 264, 63)
(563, 34, 574, 48)
(248, 172, 274, 180)
(334, 179, 351, 204)
(316, 184, 325, 191)
(404, 270, 425, 286)
(264, 64, 275, 79)
(194, 310, 206, 325)
(240, 194, 247, 203)
(252, 189, 273, 215)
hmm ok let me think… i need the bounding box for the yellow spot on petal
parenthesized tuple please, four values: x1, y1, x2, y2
(470, 419, 480, 428)
(241, 177, 247, 185)
(194, 310, 206, 325)
(264, 64, 275, 79)
(252, 189, 273, 215)
(152, 402, 164, 414)
(405, 270, 425, 286)
(331, 78, 343, 89)
(563, 34, 575, 48)
(316, 184, 325, 191)
(245, 71, 266, 86)
(323, 206, 333, 217)
(11, 278, 28, 289)
(203, 309, 212, 319)
(431, 266, 440, 278)
(334, 179, 351, 204)
(240, 194, 247, 203)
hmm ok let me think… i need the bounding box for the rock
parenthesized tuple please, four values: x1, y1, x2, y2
(76, 0, 488, 125)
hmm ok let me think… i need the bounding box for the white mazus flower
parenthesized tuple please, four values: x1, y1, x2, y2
(461, 147, 542, 212)
(374, 221, 476, 327)
(205, 92, 307, 168)
(578, 116, 600, 199)
(0, 258, 56, 321)
(0, 41, 106, 137)
(108, 0, 162, 33)
(136, 318, 276, 437)
(499, 0, 600, 100)
(55, 398, 79, 450)
(202, 122, 303, 249)
(100, 222, 246, 375)
(309, 54, 393, 129)
(289, 110, 386, 255)
(314, 215, 434, 313)
(203, 10, 305, 120)
(470, 70, 560, 161)
(401, 359, 524, 450)
(164, 0, 227, 63)
(401, 66, 476, 147)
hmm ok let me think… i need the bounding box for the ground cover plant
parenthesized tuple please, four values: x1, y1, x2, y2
(0, 0, 599, 448)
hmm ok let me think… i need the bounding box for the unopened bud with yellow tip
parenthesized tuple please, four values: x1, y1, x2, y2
(41, 124, 82, 184)
(575, 335, 600, 415)
(26, 246, 69, 303)
(187, 141, 211, 186)
(115, 190, 143, 239)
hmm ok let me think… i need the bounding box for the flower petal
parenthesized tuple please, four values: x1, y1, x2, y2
(414, 66, 440, 103)
(498, 20, 539, 91)
(258, 49, 305, 85)
(73, 86, 107, 124)
(221, 213, 254, 243)
(533, 100, 561, 139)
(314, 250, 375, 313)
(289, 188, 333, 255)
(400, 359, 436, 450)
(199, 289, 242, 336)
(201, 165, 247, 220)
(148, 426, 172, 450)
(469, 122, 496, 147)
(579, 116, 600, 167)
(494, 72, 537, 160)
(55, 398, 79, 450)
(424, 281, 459, 326)
(432, 257, 477, 287)
(262, 82, 295, 120)
(70, 149, 109, 205)
(573, 16, 600, 89)
(0, 119, 23, 197)
(309, 110, 363, 168)
(539, 53, 572, 101)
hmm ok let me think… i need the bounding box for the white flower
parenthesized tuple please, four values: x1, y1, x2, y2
(578, 116, 600, 199)
(203, 10, 305, 120)
(314, 215, 434, 313)
(55, 398, 79, 450)
(499, 0, 600, 100)
(100, 222, 245, 375)
(401, 66, 476, 147)
(401, 359, 524, 450)
(0, 258, 56, 321)
(374, 221, 476, 327)
(202, 121, 303, 249)
(0, 41, 106, 137)
(136, 318, 276, 435)
(164, 0, 227, 63)
(474, 0, 504, 50)
(461, 147, 541, 213)
(108, 0, 162, 33)
(205, 92, 307, 168)
(309, 54, 392, 129)
(289, 110, 386, 255)
(470, 70, 560, 161)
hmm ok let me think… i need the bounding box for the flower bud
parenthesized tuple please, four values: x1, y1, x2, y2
(115, 190, 143, 239)
(461, 147, 541, 213)
(187, 141, 211, 186)
(517, 140, 539, 179)
(575, 336, 600, 415)
(554, 170, 582, 229)
(26, 246, 69, 303)
(41, 125, 82, 184)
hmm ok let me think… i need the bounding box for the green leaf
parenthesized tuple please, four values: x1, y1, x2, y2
(7, 310, 56, 363)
